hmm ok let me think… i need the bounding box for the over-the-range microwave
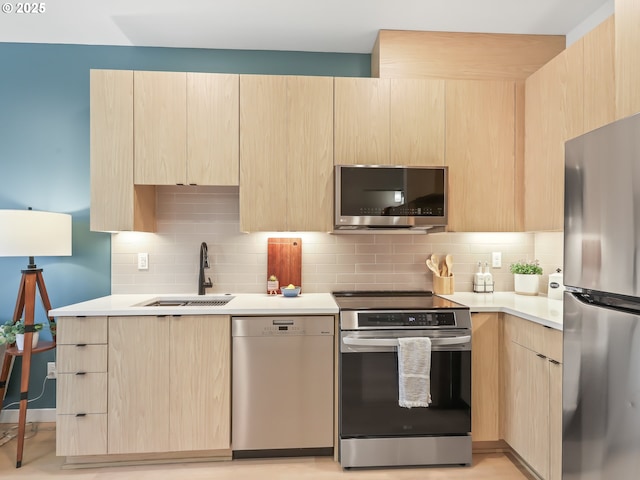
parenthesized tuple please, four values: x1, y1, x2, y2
(334, 165, 448, 231)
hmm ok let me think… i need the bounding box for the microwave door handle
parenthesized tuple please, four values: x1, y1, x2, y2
(342, 335, 471, 347)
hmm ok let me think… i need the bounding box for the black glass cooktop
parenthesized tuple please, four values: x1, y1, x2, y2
(332, 290, 466, 311)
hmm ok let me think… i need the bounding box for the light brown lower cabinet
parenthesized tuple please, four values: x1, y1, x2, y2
(56, 316, 109, 456)
(56, 314, 231, 458)
(502, 314, 562, 480)
(548, 359, 562, 480)
(471, 313, 500, 441)
(108, 315, 231, 454)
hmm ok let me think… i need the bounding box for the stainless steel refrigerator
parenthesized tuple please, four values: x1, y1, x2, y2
(563, 113, 640, 479)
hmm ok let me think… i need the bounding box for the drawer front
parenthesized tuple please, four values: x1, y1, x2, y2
(56, 316, 108, 345)
(504, 314, 563, 362)
(544, 327, 563, 363)
(57, 345, 107, 373)
(56, 414, 107, 456)
(505, 314, 545, 353)
(56, 373, 107, 414)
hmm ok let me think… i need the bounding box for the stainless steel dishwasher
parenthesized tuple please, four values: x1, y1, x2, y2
(232, 315, 334, 458)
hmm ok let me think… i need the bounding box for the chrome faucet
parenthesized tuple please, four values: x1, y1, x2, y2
(198, 242, 213, 295)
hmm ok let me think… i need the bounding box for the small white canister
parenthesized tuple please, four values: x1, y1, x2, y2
(548, 269, 565, 300)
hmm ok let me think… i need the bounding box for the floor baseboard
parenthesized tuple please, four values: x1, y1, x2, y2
(0, 408, 56, 424)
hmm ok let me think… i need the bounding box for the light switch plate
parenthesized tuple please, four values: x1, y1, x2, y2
(138, 252, 149, 270)
(492, 251, 502, 268)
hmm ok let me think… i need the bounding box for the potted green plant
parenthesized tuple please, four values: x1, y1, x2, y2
(510, 260, 543, 296)
(0, 321, 17, 346)
(0, 320, 43, 350)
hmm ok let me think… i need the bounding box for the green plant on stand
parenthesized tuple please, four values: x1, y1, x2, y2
(0, 319, 44, 346)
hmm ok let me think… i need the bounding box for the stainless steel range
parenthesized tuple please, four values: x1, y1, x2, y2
(333, 290, 472, 469)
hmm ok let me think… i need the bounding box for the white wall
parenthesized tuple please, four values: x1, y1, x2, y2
(111, 187, 564, 295)
(566, 0, 614, 46)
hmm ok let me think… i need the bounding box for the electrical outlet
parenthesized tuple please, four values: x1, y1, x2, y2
(137, 252, 149, 270)
(47, 362, 56, 380)
(492, 251, 502, 268)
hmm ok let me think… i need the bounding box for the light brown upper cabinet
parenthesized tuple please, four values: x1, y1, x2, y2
(524, 41, 584, 232)
(334, 77, 390, 165)
(335, 77, 445, 166)
(240, 75, 333, 232)
(390, 78, 445, 166)
(187, 73, 239, 186)
(134, 71, 240, 186)
(90, 69, 156, 232)
(583, 16, 615, 133)
(445, 80, 516, 231)
(134, 71, 188, 185)
(616, 0, 640, 119)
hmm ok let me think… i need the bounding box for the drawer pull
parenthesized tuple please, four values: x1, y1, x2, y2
(536, 353, 547, 359)
(76, 344, 87, 347)
(76, 413, 86, 417)
(75, 372, 87, 376)
(549, 359, 561, 365)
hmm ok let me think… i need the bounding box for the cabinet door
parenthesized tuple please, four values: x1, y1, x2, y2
(134, 71, 187, 185)
(170, 315, 230, 451)
(584, 16, 615, 133)
(187, 73, 239, 186)
(503, 339, 550, 479)
(471, 313, 500, 441)
(239, 75, 288, 231)
(445, 80, 515, 231)
(90, 70, 156, 232)
(287, 76, 334, 232)
(549, 359, 563, 480)
(390, 78, 445, 166)
(616, 0, 640, 118)
(334, 77, 390, 165)
(240, 75, 333, 232)
(108, 316, 170, 454)
(524, 42, 583, 231)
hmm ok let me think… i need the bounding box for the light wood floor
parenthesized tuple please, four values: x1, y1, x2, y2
(0, 424, 534, 479)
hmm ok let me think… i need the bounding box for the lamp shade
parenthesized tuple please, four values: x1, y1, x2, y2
(0, 209, 72, 257)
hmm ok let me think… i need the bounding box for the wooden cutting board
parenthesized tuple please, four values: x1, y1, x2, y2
(267, 238, 302, 293)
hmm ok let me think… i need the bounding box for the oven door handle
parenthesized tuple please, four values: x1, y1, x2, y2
(342, 335, 471, 347)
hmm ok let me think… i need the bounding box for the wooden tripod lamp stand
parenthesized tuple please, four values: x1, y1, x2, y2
(0, 208, 72, 468)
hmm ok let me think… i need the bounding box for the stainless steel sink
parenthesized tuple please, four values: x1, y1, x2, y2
(138, 296, 234, 307)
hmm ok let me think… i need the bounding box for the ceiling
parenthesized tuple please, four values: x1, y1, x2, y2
(0, 0, 612, 54)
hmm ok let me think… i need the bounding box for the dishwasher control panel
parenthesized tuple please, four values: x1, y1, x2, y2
(261, 324, 306, 335)
(231, 316, 335, 337)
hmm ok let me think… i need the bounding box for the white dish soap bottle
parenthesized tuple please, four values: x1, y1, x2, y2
(483, 262, 494, 293)
(474, 262, 484, 292)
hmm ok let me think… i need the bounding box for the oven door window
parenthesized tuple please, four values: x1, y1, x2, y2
(340, 350, 471, 437)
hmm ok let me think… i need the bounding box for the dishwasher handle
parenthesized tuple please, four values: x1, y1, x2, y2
(342, 335, 471, 347)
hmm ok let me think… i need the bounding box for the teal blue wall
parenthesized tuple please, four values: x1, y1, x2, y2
(0, 42, 370, 410)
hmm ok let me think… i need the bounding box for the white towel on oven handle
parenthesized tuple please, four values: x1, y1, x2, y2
(397, 336, 432, 408)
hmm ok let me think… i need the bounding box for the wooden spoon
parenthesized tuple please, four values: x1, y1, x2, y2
(426, 259, 440, 276)
(445, 254, 453, 277)
(431, 254, 440, 275)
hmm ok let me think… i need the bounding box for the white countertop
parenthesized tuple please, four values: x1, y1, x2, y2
(49, 293, 339, 317)
(50, 291, 561, 330)
(440, 292, 563, 330)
